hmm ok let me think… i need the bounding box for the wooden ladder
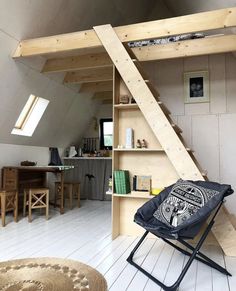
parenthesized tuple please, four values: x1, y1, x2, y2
(94, 24, 236, 256)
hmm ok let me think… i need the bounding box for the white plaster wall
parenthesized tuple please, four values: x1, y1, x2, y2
(0, 18, 97, 148)
(0, 143, 62, 180)
(144, 53, 236, 214)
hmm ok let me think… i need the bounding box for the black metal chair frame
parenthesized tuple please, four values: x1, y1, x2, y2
(127, 200, 231, 291)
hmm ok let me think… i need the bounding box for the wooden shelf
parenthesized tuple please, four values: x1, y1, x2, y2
(114, 148, 192, 152)
(114, 103, 139, 109)
(114, 148, 164, 152)
(63, 157, 112, 160)
(113, 193, 153, 199)
(114, 102, 171, 115)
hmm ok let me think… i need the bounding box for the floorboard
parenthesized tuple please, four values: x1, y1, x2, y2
(0, 200, 234, 291)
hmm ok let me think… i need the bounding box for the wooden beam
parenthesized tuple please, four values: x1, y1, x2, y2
(42, 52, 112, 73)
(64, 67, 113, 84)
(42, 35, 236, 73)
(133, 35, 236, 61)
(13, 7, 236, 58)
(79, 81, 113, 93)
(92, 92, 113, 100)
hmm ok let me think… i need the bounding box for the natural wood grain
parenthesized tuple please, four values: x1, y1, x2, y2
(80, 81, 113, 93)
(94, 24, 203, 180)
(13, 8, 236, 58)
(64, 67, 113, 84)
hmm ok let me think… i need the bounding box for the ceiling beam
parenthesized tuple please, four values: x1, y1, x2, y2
(79, 81, 113, 93)
(42, 52, 112, 73)
(13, 7, 236, 58)
(92, 91, 113, 100)
(42, 35, 236, 73)
(133, 35, 236, 61)
(64, 67, 113, 84)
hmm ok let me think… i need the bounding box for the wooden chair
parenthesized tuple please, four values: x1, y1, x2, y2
(0, 189, 18, 227)
(23, 188, 49, 222)
(54, 182, 80, 209)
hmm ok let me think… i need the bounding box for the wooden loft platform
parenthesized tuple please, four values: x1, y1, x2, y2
(13, 7, 236, 59)
(12, 7, 236, 95)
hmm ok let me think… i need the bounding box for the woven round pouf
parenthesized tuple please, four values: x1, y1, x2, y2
(0, 257, 107, 291)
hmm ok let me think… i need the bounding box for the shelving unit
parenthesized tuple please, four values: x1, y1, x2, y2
(111, 70, 185, 238)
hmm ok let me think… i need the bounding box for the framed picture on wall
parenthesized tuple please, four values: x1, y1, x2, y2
(184, 71, 209, 103)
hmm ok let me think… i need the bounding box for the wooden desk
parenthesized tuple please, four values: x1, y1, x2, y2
(1, 166, 74, 214)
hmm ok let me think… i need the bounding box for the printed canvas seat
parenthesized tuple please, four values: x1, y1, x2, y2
(127, 179, 233, 291)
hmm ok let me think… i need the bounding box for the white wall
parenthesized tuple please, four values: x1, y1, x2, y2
(0, 24, 98, 148)
(144, 53, 236, 214)
(0, 143, 62, 180)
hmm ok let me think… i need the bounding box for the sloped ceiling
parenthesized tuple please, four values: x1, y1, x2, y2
(0, 0, 171, 148)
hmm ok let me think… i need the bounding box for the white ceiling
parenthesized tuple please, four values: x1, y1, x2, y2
(0, 0, 235, 148)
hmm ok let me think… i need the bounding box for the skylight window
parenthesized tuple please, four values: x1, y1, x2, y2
(11, 95, 49, 137)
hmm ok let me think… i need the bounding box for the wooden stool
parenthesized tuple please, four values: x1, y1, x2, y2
(54, 182, 80, 209)
(23, 188, 49, 222)
(0, 189, 18, 227)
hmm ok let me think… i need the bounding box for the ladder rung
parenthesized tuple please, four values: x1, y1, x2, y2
(171, 123, 182, 134)
(186, 148, 194, 152)
(157, 102, 171, 115)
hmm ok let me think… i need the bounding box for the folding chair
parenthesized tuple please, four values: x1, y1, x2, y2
(127, 179, 233, 291)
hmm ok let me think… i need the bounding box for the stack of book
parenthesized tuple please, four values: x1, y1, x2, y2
(113, 170, 131, 194)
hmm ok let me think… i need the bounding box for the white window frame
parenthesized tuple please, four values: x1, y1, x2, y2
(11, 94, 49, 137)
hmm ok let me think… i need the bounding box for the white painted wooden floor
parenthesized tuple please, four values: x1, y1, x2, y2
(1, 200, 236, 291)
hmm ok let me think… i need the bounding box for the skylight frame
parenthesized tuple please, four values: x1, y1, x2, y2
(11, 95, 49, 137)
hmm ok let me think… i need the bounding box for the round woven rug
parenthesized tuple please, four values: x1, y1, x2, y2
(0, 257, 107, 291)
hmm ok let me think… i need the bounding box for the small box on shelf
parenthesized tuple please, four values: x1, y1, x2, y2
(133, 175, 151, 192)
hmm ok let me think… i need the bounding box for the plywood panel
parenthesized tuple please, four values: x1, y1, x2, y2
(177, 115, 192, 148)
(154, 59, 184, 116)
(219, 113, 236, 214)
(226, 53, 236, 113)
(117, 110, 162, 149)
(119, 197, 152, 236)
(118, 152, 179, 188)
(209, 54, 226, 114)
(184, 55, 209, 71)
(192, 115, 219, 181)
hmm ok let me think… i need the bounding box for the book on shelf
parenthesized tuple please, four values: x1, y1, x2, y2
(113, 170, 131, 194)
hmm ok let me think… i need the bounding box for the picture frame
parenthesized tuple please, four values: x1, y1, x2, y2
(184, 71, 209, 103)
